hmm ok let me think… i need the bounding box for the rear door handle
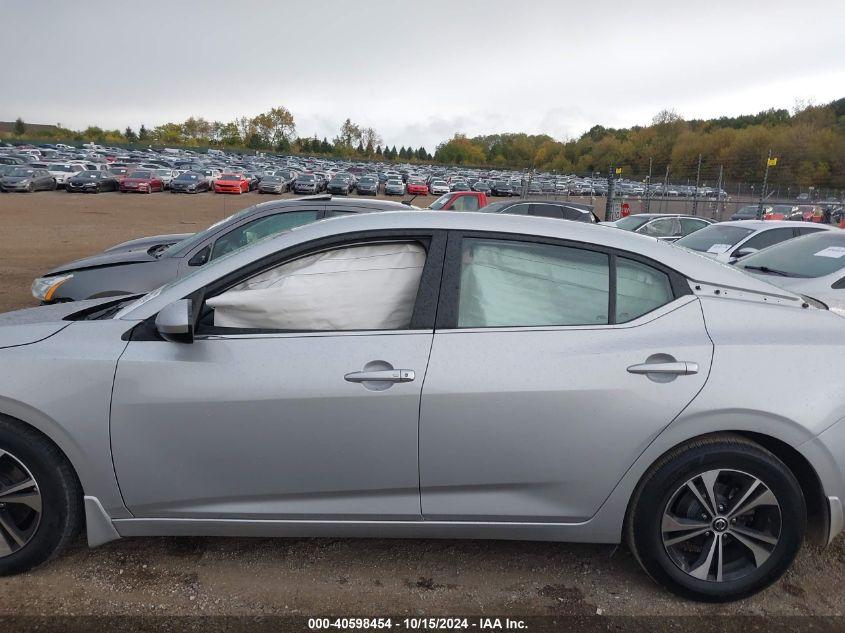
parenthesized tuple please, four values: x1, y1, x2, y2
(344, 369, 416, 383)
(627, 362, 699, 376)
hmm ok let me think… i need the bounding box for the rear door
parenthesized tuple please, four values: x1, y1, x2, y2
(419, 232, 713, 522)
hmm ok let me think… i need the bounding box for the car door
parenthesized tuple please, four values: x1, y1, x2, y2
(111, 231, 446, 519)
(419, 232, 713, 522)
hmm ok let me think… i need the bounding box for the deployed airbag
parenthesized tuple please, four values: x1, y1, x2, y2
(208, 242, 426, 330)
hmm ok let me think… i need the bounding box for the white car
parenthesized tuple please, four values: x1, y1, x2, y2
(674, 220, 835, 263)
(154, 169, 175, 189)
(736, 230, 845, 313)
(429, 180, 449, 195)
(46, 163, 84, 187)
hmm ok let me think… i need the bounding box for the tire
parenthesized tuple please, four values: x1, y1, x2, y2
(0, 417, 82, 576)
(27, 183, 34, 193)
(627, 435, 805, 602)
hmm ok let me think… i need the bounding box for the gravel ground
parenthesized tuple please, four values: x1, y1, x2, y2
(0, 190, 843, 618)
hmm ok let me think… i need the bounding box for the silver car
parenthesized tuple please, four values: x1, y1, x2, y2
(2, 211, 845, 602)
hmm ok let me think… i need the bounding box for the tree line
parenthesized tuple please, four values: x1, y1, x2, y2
(6, 97, 845, 188)
(433, 99, 845, 189)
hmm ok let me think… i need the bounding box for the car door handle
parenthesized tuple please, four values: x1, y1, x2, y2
(344, 369, 416, 383)
(627, 362, 699, 376)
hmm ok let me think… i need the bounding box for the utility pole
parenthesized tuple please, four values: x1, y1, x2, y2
(590, 170, 596, 208)
(662, 166, 670, 213)
(714, 164, 724, 220)
(757, 149, 772, 219)
(691, 154, 702, 216)
(644, 157, 653, 213)
(606, 164, 615, 222)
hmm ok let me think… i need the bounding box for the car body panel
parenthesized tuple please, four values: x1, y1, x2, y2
(419, 297, 713, 522)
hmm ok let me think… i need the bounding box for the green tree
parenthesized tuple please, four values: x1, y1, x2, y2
(124, 126, 138, 143)
(138, 124, 149, 141)
(13, 117, 26, 136)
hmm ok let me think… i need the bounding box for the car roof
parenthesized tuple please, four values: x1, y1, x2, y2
(124, 211, 801, 321)
(717, 220, 837, 229)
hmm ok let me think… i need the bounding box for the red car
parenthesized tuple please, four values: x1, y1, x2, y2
(120, 170, 164, 193)
(799, 205, 825, 223)
(406, 179, 429, 196)
(214, 173, 250, 194)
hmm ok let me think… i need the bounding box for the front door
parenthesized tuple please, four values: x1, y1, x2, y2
(111, 235, 443, 520)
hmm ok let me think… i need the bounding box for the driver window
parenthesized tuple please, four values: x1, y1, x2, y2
(210, 211, 319, 260)
(206, 241, 427, 331)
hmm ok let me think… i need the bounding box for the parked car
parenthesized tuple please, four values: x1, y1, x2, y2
(154, 169, 175, 189)
(214, 173, 250, 194)
(735, 230, 845, 312)
(293, 174, 319, 194)
(675, 220, 834, 263)
(479, 200, 598, 223)
(472, 181, 492, 195)
(46, 163, 83, 188)
(355, 176, 380, 196)
(491, 181, 514, 196)
(427, 191, 489, 211)
(7, 211, 845, 602)
(30, 197, 413, 303)
(608, 214, 714, 242)
(327, 176, 353, 195)
(65, 171, 120, 193)
(169, 171, 210, 194)
(257, 175, 289, 195)
(763, 205, 802, 221)
(0, 168, 56, 192)
(406, 179, 429, 196)
(384, 178, 405, 196)
(428, 180, 449, 195)
(120, 170, 164, 193)
(450, 181, 471, 192)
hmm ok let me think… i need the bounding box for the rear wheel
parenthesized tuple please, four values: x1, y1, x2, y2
(0, 418, 82, 575)
(628, 436, 805, 601)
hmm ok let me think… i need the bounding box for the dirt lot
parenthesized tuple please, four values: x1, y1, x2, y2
(0, 190, 843, 618)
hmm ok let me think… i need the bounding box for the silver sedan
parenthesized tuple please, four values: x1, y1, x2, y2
(1, 211, 845, 602)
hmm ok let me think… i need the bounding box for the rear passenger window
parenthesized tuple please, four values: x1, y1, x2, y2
(458, 239, 609, 327)
(529, 204, 564, 219)
(616, 258, 674, 323)
(741, 227, 795, 252)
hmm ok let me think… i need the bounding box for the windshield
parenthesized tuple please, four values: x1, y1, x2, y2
(429, 193, 453, 210)
(176, 173, 200, 181)
(263, 176, 282, 183)
(675, 225, 755, 252)
(160, 208, 253, 257)
(129, 171, 152, 179)
(613, 216, 651, 231)
(297, 174, 315, 181)
(76, 172, 101, 180)
(737, 232, 845, 279)
(9, 169, 35, 177)
(50, 165, 76, 172)
(220, 173, 241, 180)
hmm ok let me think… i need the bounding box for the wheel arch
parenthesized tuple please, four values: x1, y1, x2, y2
(623, 430, 829, 546)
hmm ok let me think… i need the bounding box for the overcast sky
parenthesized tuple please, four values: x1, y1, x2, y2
(3, 0, 844, 149)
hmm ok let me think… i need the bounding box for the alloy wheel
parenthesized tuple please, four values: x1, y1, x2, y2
(661, 469, 781, 583)
(0, 449, 42, 557)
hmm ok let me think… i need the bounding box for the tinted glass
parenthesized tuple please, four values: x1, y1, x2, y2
(737, 232, 845, 278)
(458, 238, 609, 327)
(616, 258, 674, 322)
(211, 211, 320, 260)
(741, 227, 795, 252)
(638, 217, 677, 237)
(675, 225, 755, 252)
(613, 215, 650, 231)
(680, 218, 709, 236)
(530, 204, 564, 219)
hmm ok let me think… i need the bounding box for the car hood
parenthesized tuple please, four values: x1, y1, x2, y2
(46, 249, 160, 275)
(0, 296, 122, 349)
(103, 233, 192, 254)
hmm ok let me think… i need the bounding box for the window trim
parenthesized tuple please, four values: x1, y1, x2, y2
(435, 230, 690, 331)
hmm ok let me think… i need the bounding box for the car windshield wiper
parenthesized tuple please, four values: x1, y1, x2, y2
(741, 265, 793, 277)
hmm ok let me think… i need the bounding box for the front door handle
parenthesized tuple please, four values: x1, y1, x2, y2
(627, 362, 699, 376)
(344, 369, 416, 384)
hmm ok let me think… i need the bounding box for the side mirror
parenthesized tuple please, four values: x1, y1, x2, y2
(155, 299, 194, 343)
(733, 247, 758, 259)
(188, 245, 210, 267)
